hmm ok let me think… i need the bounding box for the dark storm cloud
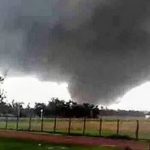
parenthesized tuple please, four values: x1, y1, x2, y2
(0, 0, 150, 104)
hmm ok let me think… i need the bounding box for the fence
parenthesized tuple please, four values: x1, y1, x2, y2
(0, 116, 150, 140)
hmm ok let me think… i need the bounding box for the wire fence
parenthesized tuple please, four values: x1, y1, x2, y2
(0, 116, 150, 140)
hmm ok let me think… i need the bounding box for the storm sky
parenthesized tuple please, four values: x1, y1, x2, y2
(0, 0, 150, 104)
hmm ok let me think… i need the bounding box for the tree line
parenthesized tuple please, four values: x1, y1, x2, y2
(0, 98, 100, 118)
(0, 97, 145, 118)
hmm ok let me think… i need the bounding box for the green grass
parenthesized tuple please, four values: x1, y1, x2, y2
(0, 138, 119, 150)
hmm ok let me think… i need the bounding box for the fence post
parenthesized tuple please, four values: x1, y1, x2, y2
(68, 118, 71, 135)
(99, 118, 102, 136)
(16, 116, 19, 130)
(5, 116, 8, 129)
(117, 119, 120, 135)
(28, 116, 32, 131)
(53, 116, 57, 133)
(83, 117, 86, 135)
(135, 120, 139, 140)
(41, 115, 44, 132)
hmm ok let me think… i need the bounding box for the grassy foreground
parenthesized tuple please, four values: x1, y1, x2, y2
(0, 138, 119, 150)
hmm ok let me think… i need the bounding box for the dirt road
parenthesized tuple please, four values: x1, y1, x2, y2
(0, 131, 148, 149)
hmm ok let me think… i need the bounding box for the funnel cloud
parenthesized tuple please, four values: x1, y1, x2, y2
(0, 0, 150, 104)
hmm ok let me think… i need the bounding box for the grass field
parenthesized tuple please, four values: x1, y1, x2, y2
(0, 117, 150, 140)
(0, 138, 119, 150)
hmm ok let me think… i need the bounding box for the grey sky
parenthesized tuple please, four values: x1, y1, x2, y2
(0, 0, 150, 104)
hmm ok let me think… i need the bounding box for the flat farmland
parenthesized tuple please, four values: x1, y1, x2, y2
(0, 117, 150, 140)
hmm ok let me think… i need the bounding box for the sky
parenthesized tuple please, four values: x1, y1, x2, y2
(0, 0, 150, 109)
(109, 82, 150, 111)
(2, 77, 71, 107)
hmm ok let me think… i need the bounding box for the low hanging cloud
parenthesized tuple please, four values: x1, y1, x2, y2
(0, 0, 150, 104)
